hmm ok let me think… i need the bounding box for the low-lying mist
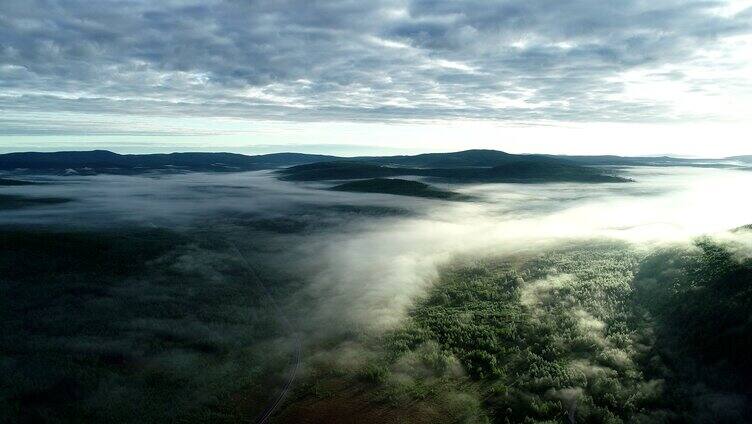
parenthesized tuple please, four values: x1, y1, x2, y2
(2, 165, 752, 422)
(281, 166, 752, 333)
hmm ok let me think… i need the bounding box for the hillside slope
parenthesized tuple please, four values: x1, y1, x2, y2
(0, 148, 726, 176)
(0, 150, 338, 173)
(281, 158, 630, 183)
(331, 178, 463, 200)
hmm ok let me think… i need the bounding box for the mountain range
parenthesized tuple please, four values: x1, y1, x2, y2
(0, 148, 746, 186)
(0, 149, 725, 174)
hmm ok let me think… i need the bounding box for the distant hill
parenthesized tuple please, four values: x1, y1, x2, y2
(281, 158, 630, 183)
(419, 159, 631, 183)
(546, 154, 696, 166)
(331, 178, 463, 200)
(362, 150, 705, 168)
(0, 150, 338, 174)
(279, 161, 403, 181)
(728, 155, 752, 163)
(360, 149, 524, 168)
(0, 148, 733, 176)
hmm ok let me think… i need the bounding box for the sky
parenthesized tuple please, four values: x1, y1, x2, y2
(1, 0, 751, 156)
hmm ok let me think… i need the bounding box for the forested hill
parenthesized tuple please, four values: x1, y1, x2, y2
(0, 148, 733, 175)
(0, 150, 338, 174)
(331, 178, 464, 200)
(280, 158, 631, 183)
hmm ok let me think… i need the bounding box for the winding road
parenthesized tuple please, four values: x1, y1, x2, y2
(228, 241, 302, 424)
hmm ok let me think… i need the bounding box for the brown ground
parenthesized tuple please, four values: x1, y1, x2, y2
(273, 380, 452, 424)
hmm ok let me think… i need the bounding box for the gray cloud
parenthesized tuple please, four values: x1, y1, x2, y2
(1, 0, 750, 134)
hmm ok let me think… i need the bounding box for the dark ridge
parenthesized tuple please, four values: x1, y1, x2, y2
(482, 159, 631, 182)
(0, 150, 338, 174)
(0, 148, 733, 176)
(359, 149, 521, 168)
(414, 158, 631, 183)
(0, 178, 38, 186)
(331, 178, 464, 200)
(281, 158, 631, 183)
(0, 194, 72, 210)
(279, 161, 402, 181)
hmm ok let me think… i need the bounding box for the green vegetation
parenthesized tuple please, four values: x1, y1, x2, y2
(2, 164, 750, 424)
(634, 236, 752, 416)
(372, 243, 669, 423)
(0, 228, 182, 281)
(331, 178, 465, 200)
(292, 236, 752, 423)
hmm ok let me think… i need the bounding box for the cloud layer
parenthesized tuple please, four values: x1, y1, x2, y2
(1, 0, 751, 136)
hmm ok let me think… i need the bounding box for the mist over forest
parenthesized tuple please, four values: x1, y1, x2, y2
(3, 0, 752, 421)
(2, 157, 752, 423)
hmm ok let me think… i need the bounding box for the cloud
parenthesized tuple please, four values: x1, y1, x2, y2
(1, 0, 751, 136)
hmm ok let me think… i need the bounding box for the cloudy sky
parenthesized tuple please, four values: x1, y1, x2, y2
(1, 0, 751, 156)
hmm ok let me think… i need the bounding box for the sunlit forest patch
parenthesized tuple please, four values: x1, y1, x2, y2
(285, 237, 752, 423)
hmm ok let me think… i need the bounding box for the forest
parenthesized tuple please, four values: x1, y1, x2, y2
(2, 165, 752, 423)
(284, 234, 752, 423)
